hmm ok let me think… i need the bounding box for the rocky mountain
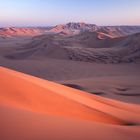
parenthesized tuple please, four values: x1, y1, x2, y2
(1, 22, 140, 38)
(49, 22, 99, 35)
(47, 22, 140, 38)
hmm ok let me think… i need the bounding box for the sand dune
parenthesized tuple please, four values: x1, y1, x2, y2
(0, 27, 47, 39)
(0, 23, 140, 140)
(5, 32, 140, 63)
(0, 66, 140, 140)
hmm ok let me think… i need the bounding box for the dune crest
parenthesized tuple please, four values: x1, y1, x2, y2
(0, 66, 140, 140)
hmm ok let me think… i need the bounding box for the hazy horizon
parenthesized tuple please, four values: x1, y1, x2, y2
(0, 0, 140, 27)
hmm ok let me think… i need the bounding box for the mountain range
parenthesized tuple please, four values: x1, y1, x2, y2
(1, 22, 139, 64)
(1, 22, 140, 38)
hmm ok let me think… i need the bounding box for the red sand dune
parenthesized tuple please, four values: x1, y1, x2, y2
(0, 27, 43, 38)
(0, 66, 140, 140)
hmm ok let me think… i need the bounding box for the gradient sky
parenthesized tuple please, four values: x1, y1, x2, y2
(0, 0, 140, 27)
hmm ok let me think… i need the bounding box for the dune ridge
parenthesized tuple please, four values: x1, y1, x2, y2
(1, 66, 140, 123)
(0, 66, 140, 140)
(0, 27, 45, 38)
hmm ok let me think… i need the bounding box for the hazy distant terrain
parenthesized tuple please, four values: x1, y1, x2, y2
(0, 22, 140, 103)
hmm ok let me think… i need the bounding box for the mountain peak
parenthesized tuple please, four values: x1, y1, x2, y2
(49, 22, 99, 35)
(65, 22, 97, 29)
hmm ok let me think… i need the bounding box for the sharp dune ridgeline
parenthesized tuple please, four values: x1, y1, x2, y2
(0, 66, 140, 140)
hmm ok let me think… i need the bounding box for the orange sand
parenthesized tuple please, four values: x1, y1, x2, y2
(0, 66, 140, 140)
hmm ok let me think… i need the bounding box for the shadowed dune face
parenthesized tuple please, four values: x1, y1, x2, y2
(61, 75, 140, 104)
(0, 67, 127, 125)
(4, 32, 140, 63)
(62, 84, 85, 90)
(1, 67, 140, 140)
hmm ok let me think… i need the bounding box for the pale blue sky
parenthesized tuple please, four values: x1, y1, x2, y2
(0, 0, 140, 27)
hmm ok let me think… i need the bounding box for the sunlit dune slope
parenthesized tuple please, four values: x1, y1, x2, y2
(0, 27, 45, 38)
(0, 66, 140, 125)
(0, 66, 140, 140)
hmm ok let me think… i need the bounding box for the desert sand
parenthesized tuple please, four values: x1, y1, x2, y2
(0, 27, 140, 105)
(0, 23, 140, 139)
(0, 66, 140, 140)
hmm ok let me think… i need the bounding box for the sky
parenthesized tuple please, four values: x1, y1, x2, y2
(0, 0, 140, 27)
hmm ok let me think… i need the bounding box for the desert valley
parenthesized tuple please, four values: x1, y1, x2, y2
(1, 23, 140, 103)
(0, 22, 140, 140)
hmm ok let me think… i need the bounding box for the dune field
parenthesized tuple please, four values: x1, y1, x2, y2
(0, 23, 140, 140)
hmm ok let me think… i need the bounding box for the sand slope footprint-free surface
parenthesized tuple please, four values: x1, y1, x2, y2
(0, 66, 140, 140)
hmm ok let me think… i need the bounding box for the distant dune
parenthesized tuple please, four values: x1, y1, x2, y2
(0, 27, 47, 38)
(5, 31, 140, 63)
(0, 66, 140, 140)
(1, 22, 140, 39)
